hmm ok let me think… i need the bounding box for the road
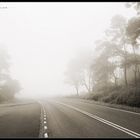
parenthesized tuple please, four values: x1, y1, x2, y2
(0, 98, 140, 138)
(0, 100, 40, 138)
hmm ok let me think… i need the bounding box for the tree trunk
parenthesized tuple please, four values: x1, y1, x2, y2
(134, 65, 137, 87)
(113, 72, 117, 87)
(124, 64, 128, 87)
(123, 43, 128, 87)
(83, 83, 91, 94)
(75, 86, 79, 96)
(88, 71, 92, 93)
(132, 45, 137, 87)
(138, 66, 140, 80)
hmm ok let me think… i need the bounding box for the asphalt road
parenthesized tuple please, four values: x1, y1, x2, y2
(0, 101, 41, 138)
(0, 98, 140, 138)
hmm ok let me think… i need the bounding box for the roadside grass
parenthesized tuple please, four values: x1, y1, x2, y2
(65, 86, 140, 113)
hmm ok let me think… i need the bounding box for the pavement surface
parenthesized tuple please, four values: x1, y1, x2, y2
(0, 97, 140, 138)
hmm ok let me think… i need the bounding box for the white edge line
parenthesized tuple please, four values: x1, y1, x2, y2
(81, 100, 140, 116)
(56, 101, 140, 138)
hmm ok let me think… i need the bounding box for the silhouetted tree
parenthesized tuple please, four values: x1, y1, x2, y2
(126, 16, 140, 87)
(105, 15, 129, 87)
(64, 48, 94, 94)
(0, 46, 21, 102)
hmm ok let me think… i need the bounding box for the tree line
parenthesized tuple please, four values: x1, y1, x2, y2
(65, 2, 140, 107)
(0, 47, 21, 102)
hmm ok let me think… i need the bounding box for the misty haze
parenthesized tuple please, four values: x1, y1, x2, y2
(0, 2, 140, 138)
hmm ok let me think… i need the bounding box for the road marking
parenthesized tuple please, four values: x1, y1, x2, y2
(38, 101, 49, 138)
(44, 133, 48, 138)
(81, 100, 140, 116)
(44, 126, 48, 129)
(56, 101, 140, 138)
(104, 106, 140, 115)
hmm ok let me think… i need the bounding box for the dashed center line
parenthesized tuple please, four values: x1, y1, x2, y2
(38, 101, 49, 138)
(44, 126, 48, 129)
(44, 133, 48, 138)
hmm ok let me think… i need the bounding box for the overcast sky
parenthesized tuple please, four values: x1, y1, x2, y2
(0, 2, 136, 99)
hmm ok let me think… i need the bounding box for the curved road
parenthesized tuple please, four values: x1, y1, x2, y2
(0, 98, 140, 138)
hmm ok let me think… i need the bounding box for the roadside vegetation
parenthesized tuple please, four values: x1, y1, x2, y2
(0, 46, 21, 103)
(65, 2, 140, 107)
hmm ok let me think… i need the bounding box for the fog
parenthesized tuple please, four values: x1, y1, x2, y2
(0, 2, 135, 99)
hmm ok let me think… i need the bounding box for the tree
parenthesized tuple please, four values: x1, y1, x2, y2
(0, 46, 21, 102)
(125, 2, 140, 15)
(126, 16, 140, 87)
(105, 15, 129, 87)
(0, 78, 21, 101)
(64, 48, 95, 95)
(91, 41, 118, 89)
(64, 58, 83, 96)
(78, 48, 95, 93)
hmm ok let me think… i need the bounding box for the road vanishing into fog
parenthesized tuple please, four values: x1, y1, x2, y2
(0, 98, 140, 138)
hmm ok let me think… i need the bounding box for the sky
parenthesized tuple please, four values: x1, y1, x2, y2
(0, 2, 136, 99)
